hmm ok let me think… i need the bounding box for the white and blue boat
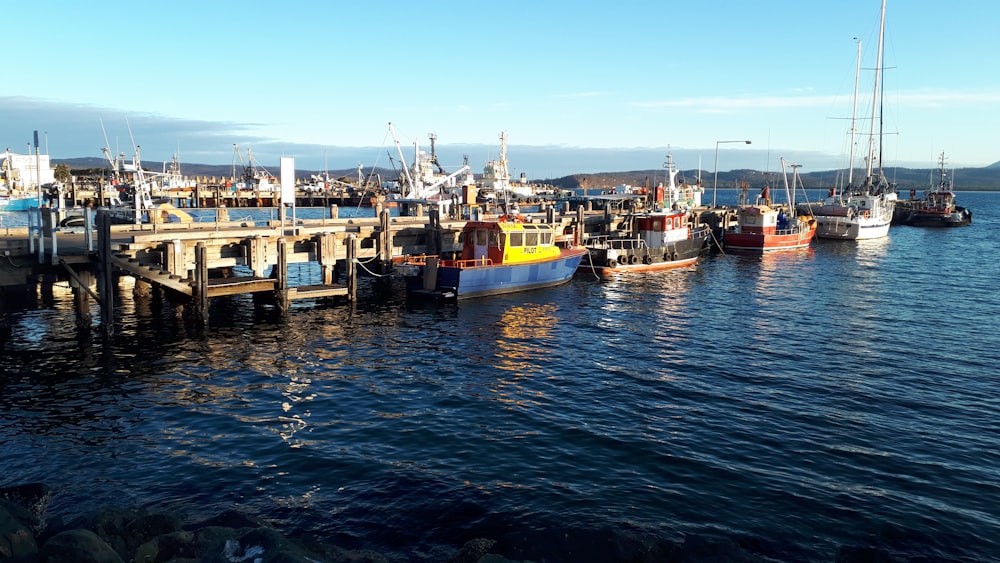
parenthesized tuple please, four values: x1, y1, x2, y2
(398, 214, 587, 300)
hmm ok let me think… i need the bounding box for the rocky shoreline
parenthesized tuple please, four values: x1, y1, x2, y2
(0, 483, 503, 562)
(2, 482, 903, 562)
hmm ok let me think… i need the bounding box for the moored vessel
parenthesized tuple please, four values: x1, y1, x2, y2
(577, 152, 710, 276)
(578, 209, 710, 276)
(724, 158, 816, 252)
(398, 214, 587, 299)
(898, 152, 972, 227)
(811, 0, 897, 241)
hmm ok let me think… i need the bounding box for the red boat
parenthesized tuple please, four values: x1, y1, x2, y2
(724, 157, 817, 252)
(724, 204, 816, 252)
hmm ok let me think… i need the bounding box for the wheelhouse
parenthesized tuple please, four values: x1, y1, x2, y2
(460, 217, 561, 266)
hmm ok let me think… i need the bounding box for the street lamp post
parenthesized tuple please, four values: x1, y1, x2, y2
(713, 140, 752, 208)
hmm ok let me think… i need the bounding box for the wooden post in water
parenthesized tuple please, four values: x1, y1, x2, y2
(378, 209, 392, 276)
(316, 232, 338, 285)
(427, 208, 442, 256)
(575, 206, 585, 246)
(275, 237, 289, 314)
(248, 235, 267, 277)
(193, 242, 209, 323)
(67, 267, 94, 331)
(346, 234, 357, 302)
(96, 210, 114, 335)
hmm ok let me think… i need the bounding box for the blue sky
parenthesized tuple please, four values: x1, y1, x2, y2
(3, 0, 998, 178)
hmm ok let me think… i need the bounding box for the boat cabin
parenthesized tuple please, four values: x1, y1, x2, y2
(634, 211, 691, 247)
(922, 190, 955, 212)
(737, 205, 789, 234)
(562, 193, 647, 214)
(460, 216, 561, 266)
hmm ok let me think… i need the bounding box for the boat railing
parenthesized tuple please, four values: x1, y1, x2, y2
(404, 254, 494, 268)
(444, 257, 494, 268)
(586, 235, 648, 251)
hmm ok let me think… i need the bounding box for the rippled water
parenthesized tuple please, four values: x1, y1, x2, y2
(2, 192, 998, 561)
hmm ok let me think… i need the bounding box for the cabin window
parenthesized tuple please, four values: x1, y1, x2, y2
(653, 220, 662, 230)
(509, 231, 524, 247)
(540, 231, 552, 245)
(674, 217, 681, 229)
(475, 229, 488, 246)
(489, 230, 501, 247)
(525, 230, 539, 246)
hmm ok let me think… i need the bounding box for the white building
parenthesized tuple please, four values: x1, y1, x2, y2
(1, 150, 56, 191)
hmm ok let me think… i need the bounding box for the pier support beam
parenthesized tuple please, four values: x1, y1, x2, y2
(316, 233, 338, 285)
(274, 238, 290, 314)
(96, 210, 115, 335)
(346, 235, 357, 302)
(378, 210, 393, 276)
(427, 209, 442, 257)
(193, 242, 209, 323)
(248, 235, 267, 278)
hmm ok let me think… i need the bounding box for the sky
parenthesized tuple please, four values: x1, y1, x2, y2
(3, 0, 999, 179)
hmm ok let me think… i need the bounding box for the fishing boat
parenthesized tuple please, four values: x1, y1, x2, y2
(578, 209, 710, 276)
(398, 214, 587, 299)
(1, 143, 53, 211)
(386, 126, 473, 214)
(577, 153, 710, 276)
(0, 192, 38, 211)
(899, 151, 972, 227)
(724, 158, 817, 252)
(812, 0, 897, 240)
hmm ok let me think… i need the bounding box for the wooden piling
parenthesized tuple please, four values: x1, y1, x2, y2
(346, 234, 357, 302)
(427, 209, 442, 256)
(96, 210, 114, 335)
(379, 209, 392, 276)
(193, 242, 209, 322)
(275, 238, 289, 314)
(316, 232, 338, 285)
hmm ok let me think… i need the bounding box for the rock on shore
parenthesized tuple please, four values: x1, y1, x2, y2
(0, 482, 399, 562)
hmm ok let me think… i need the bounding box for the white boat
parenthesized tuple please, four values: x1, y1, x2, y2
(657, 151, 704, 210)
(811, 0, 897, 241)
(387, 125, 473, 213)
(0, 145, 56, 211)
(479, 132, 541, 202)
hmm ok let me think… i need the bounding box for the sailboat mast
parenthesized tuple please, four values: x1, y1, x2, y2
(847, 38, 861, 187)
(865, 0, 886, 188)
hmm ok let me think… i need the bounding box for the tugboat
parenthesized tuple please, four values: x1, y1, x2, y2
(899, 152, 972, 227)
(577, 152, 711, 276)
(398, 213, 587, 300)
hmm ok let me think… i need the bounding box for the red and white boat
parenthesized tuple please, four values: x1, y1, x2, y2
(723, 205, 816, 252)
(723, 158, 817, 252)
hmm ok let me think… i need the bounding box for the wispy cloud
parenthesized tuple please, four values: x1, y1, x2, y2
(632, 95, 844, 110)
(895, 90, 1000, 107)
(555, 91, 609, 99)
(632, 89, 1000, 111)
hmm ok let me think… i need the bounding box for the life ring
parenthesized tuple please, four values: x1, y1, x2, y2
(642, 255, 653, 265)
(606, 258, 617, 268)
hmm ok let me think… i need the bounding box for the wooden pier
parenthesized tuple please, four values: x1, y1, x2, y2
(0, 205, 585, 334)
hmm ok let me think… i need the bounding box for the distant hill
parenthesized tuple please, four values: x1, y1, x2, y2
(547, 166, 1000, 192)
(55, 157, 1000, 191)
(56, 157, 397, 185)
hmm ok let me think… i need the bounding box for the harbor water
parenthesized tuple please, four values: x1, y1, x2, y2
(1, 192, 998, 561)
